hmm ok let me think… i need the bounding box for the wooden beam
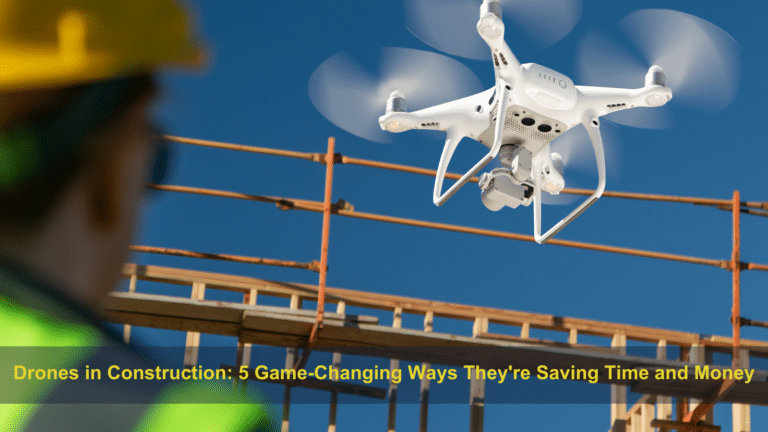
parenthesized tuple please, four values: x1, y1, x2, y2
(119, 264, 768, 356)
(120, 264, 703, 346)
(479, 332, 618, 354)
(101, 291, 768, 406)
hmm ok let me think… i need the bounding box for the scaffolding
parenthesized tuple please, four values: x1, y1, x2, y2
(108, 135, 768, 432)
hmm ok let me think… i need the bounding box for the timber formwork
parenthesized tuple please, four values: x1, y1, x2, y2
(107, 136, 768, 432)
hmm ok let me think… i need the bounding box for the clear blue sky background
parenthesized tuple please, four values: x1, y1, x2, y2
(123, 1, 767, 430)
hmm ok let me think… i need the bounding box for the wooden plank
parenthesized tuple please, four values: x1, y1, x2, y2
(106, 311, 241, 336)
(121, 264, 702, 345)
(479, 332, 619, 354)
(120, 264, 768, 354)
(102, 291, 768, 406)
(106, 292, 378, 324)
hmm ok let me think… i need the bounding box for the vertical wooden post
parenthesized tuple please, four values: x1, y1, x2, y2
(469, 317, 488, 432)
(282, 294, 301, 432)
(568, 328, 578, 345)
(235, 288, 258, 392)
(419, 311, 434, 432)
(732, 348, 750, 432)
(656, 340, 673, 432)
(611, 333, 627, 432)
(122, 274, 137, 344)
(520, 322, 530, 339)
(184, 282, 206, 368)
(328, 301, 345, 432)
(640, 403, 654, 432)
(387, 307, 403, 432)
(688, 344, 705, 416)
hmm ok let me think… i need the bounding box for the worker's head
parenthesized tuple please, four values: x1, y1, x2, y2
(0, 0, 206, 306)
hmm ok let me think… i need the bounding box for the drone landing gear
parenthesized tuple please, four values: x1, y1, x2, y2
(533, 118, 606, 244)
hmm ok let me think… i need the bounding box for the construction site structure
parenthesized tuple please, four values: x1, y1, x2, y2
(106, 136, 768, 432)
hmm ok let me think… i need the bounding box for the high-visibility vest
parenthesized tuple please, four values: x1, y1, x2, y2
(0, 260, 277, 431)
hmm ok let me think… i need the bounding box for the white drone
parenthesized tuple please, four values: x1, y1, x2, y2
(309, 1, 739, 243)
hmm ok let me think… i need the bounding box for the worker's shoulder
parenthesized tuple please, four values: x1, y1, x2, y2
(0, 262, 277, 432)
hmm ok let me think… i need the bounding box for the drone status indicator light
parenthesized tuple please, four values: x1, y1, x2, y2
(383, 121, 407, 133)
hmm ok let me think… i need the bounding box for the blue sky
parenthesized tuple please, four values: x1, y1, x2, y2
(126, 1, 767, 430)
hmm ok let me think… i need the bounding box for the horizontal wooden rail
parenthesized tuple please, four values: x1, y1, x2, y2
(120, 263, 768, 353)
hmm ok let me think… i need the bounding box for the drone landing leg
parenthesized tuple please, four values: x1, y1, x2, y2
(432, 81, 511, 206)
(533, 118, 606, 243)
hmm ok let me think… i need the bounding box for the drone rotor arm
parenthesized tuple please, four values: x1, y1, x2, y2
(576, 84, 672, 116)
(433, 82, 511, 206)
(533, 116, 606, 243)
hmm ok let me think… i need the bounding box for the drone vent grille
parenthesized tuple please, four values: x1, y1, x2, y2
(504, 117, 550, 143)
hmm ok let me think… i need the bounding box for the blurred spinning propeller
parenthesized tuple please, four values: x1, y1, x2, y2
(308, 47, 482, 143)
(404, 0, 582, 61)
(577, 9, 741, 129)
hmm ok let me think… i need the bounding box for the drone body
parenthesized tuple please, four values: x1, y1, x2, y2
(378, 1, 672, 243)
(309, 2, 739, 243)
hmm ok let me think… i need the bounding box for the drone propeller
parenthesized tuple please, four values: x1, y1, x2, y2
(404, 0, 582, 61)
(308, 47, 482, 143)
(576, 9, 741, 129)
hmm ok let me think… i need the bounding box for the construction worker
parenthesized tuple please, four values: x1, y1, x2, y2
(0, 1, 275, 430)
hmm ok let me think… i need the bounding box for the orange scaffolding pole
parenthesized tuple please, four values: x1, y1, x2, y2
(294, 137, 335, 371)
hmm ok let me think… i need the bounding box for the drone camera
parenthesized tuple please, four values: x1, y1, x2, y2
(479, 168, 533, 211)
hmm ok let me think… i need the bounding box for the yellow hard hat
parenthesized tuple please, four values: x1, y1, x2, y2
(0, 0, 206, 92)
